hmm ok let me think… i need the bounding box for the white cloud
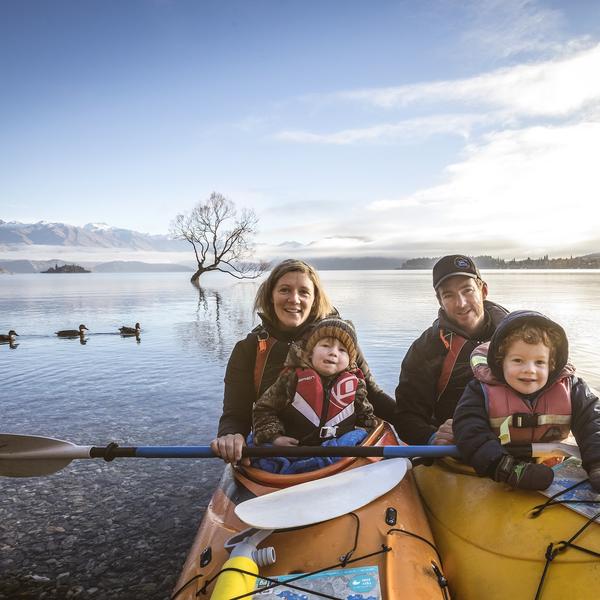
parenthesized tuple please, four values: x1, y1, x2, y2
(274, 113, 492, 145)
(258, 118, 600, 259)
(362, 120, 600, 255)
(308, 236, 370, 249)
(337, 43, 600, 118)
(367, 197, 425, 211)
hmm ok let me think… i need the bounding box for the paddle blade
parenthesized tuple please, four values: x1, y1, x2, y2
(0, 433, 92, 478)
(235, 457, 409, 529)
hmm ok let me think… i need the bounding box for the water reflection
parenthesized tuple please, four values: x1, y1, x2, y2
(173, 286, 253, 361)
(2, 271, 600, 434)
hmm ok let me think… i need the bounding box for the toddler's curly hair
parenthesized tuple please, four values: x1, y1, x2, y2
(496, 323, 562, 371)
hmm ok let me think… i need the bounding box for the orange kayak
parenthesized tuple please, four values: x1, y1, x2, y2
(172, 421, 451, 599)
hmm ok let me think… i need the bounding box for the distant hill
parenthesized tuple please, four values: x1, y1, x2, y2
(305, 257, 406, 270)
(0, 220, 187, 252)
(401, 254, 600, 269)
(93, 261, 193, 273)
(0, 259, 193, 274)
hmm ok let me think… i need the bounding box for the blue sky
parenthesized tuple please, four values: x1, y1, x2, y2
(2, 0, 600, 261)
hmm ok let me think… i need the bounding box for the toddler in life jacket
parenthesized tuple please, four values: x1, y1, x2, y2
(252, 317, 377, 446)
(453, 310, 600, 491)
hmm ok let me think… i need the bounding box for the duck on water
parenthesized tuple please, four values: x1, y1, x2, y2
(56, 324, 88, 337)
(0, 330, 18, 342)
(119, 323, 140, 335)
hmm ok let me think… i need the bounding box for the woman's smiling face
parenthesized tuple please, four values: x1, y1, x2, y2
(272, 271, 315, 331)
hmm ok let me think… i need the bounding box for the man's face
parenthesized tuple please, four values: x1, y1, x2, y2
(437, 275, 488, 336)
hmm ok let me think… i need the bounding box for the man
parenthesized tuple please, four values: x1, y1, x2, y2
(394, 255, 508, 445)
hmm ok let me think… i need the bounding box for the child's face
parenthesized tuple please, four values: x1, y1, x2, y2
(310, 337, 350, 377)
(502, 339, 550, 395)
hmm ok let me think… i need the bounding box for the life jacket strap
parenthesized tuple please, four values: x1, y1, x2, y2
(253, 330, 277, 398)
(436, 329, 468, 400)
(489, 413, 572, 429)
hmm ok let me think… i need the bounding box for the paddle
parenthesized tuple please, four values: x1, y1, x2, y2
(236, 457, 410, 529)
(0, 433, 580, 478)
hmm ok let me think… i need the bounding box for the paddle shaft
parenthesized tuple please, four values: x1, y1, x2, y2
(89, 444, 462, 460)
(0, 432, 579, 478)
(88, 442, 578, 460)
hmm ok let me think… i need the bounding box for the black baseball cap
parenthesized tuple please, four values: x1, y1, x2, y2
(433, 255, 481, 289)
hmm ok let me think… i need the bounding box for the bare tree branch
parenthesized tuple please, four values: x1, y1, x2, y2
(170, 192, 269, 284)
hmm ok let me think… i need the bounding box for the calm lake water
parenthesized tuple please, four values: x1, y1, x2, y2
(1, 269, 600, 598)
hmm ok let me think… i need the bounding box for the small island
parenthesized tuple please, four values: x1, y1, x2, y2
(42, 263, 91, 273)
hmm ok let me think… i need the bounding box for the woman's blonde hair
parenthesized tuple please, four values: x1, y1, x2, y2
(254, 259, 334, 325)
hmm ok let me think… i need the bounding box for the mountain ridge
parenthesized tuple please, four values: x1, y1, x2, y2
(0, 259, 193, 274)
(0, 220, 186, 252)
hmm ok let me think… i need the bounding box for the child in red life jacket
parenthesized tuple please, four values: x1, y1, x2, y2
(252, 318, 377, 446)
(453, 310, 600, 491)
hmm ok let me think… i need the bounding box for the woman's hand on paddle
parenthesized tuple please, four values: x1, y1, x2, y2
(432, 419, 454, 445)
(210, 433, 250, 465)
(272, 435, 300, 447)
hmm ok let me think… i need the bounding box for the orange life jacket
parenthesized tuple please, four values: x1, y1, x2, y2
(483, 378, 572, 443)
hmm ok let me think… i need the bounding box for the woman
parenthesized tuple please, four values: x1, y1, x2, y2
(211, 259, 395, 463)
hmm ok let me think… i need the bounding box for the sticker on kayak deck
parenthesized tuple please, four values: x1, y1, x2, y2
(254, 565, 381, 599)
(540, 457, 600, 521)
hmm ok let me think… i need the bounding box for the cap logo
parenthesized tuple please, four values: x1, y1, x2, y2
(454, 257, 471, 269)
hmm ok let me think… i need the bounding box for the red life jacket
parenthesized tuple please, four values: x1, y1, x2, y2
(281, 367, 362, 443)
(483, 378, 572, 443)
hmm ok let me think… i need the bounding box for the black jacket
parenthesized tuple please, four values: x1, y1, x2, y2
(217, 313, 395, 437)
(453, 310, 600, 474)
(394, 300, 508, 444)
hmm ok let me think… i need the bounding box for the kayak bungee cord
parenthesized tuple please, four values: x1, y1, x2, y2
(171, 523, 450, 599)
(339, 512, 360, 566)
(387, 528, 449, 600)
(529, 479, 597, 517)
(169, 515, 376, 600)
(200, 546, 392, 600)
(532, 482, 600, 600)
(195, 512, 387, 600)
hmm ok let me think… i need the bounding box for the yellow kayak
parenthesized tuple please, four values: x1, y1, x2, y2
(413, 458, 600, 599)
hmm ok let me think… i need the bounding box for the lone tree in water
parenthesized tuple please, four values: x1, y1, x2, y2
(171, 192, 268, 284)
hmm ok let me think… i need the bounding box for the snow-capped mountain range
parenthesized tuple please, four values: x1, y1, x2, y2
(0, 220, 186, 252)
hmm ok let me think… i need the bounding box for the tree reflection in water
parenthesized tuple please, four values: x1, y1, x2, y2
(173, 283, 259, 362)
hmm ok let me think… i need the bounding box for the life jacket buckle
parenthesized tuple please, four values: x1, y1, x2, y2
(257, 330, 269, 353)
(512, 413, 539, 428)
(319, 425, 338, 439)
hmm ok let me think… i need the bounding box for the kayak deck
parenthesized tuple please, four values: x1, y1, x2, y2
(413, 458, 600, 599)
(173, 422, 450, 599)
